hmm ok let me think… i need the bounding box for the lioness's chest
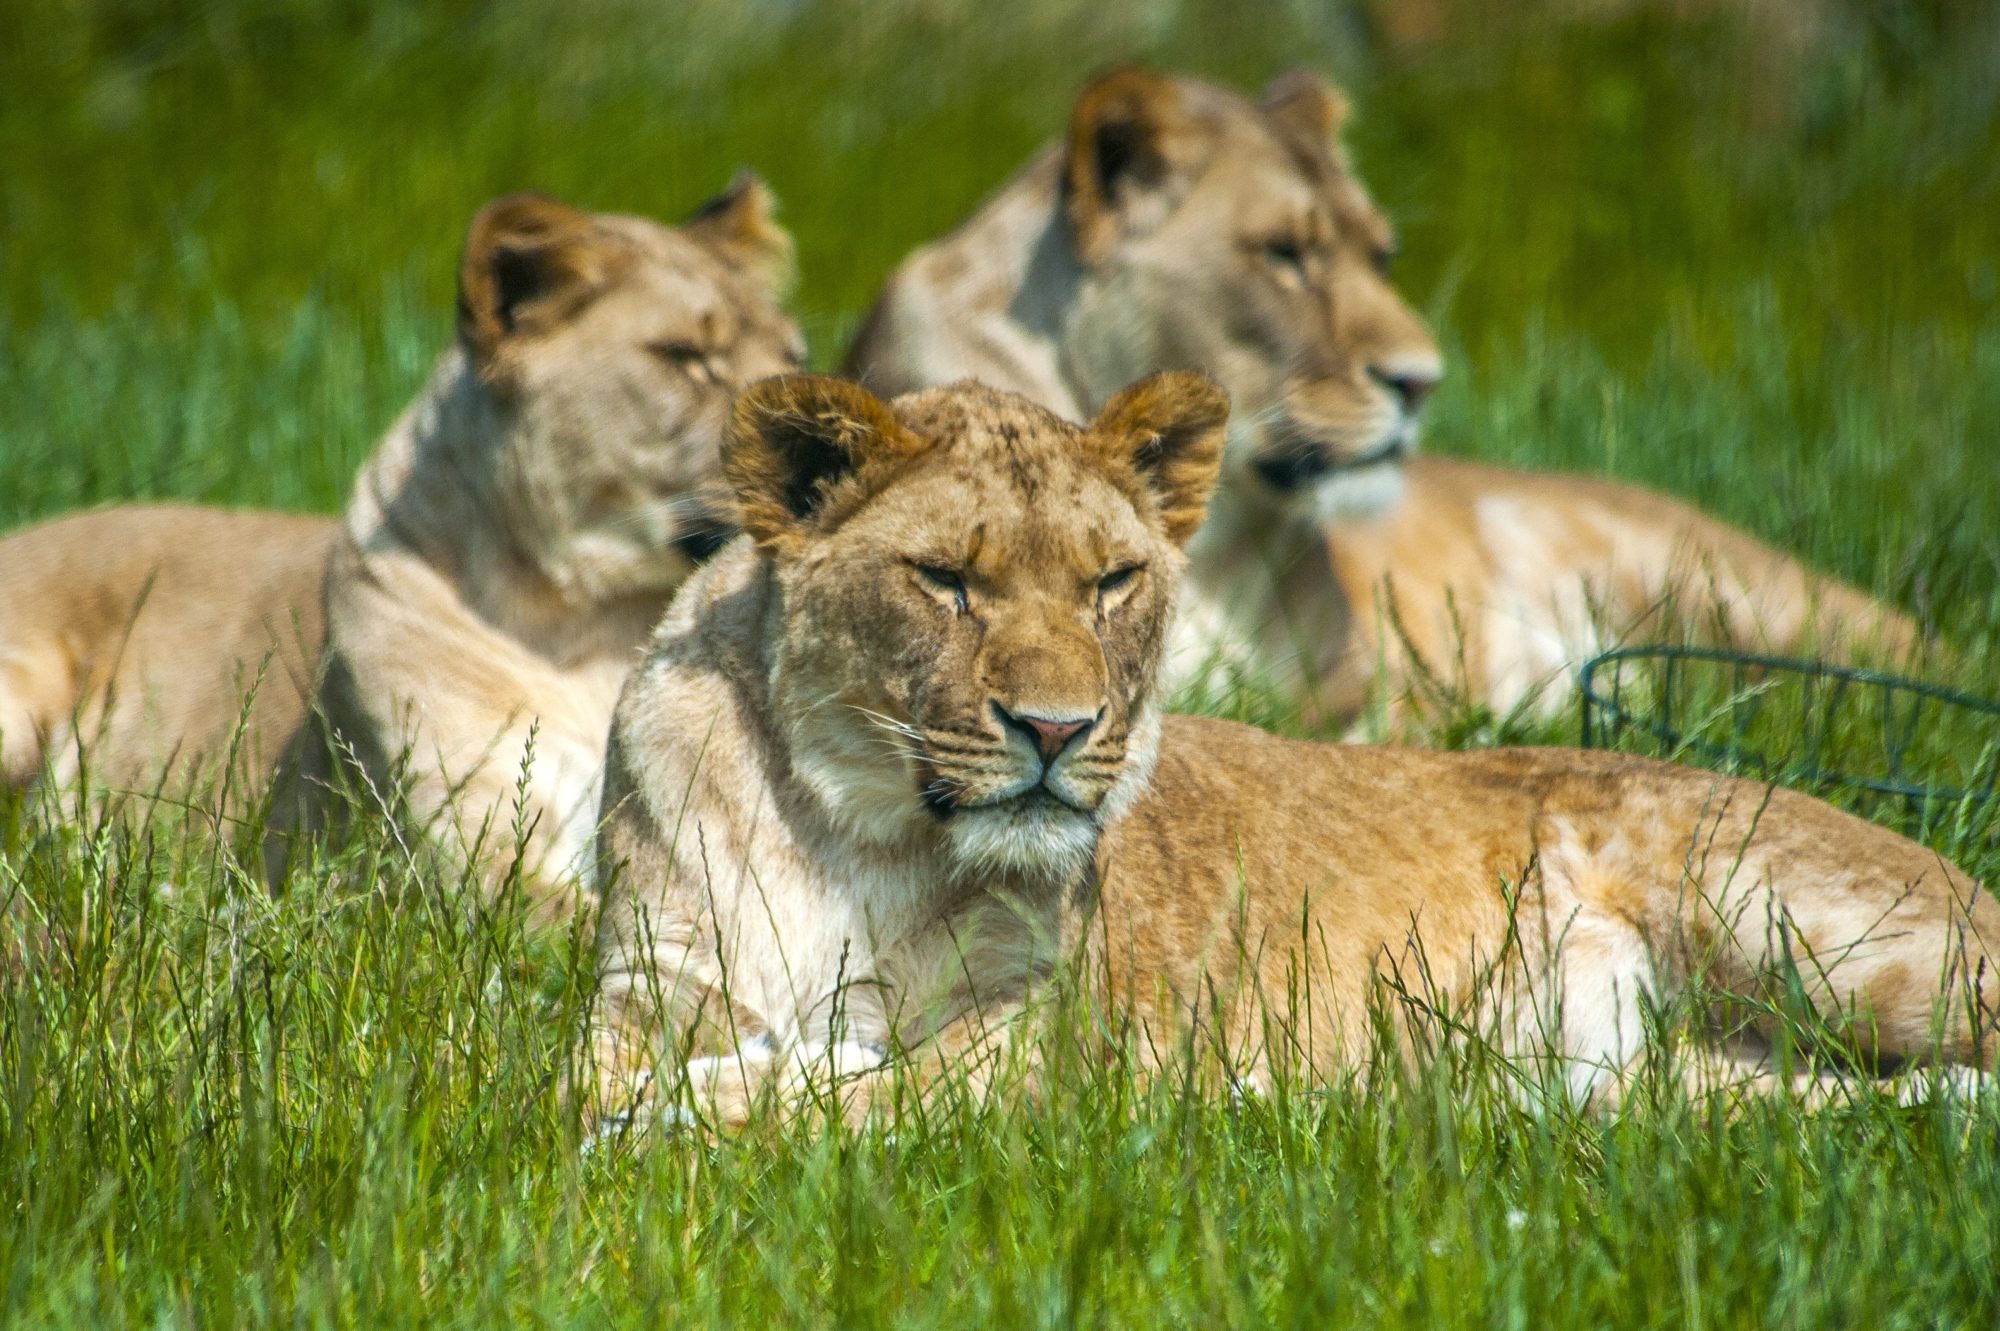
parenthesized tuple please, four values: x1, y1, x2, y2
(718, 846, 1056, 1050)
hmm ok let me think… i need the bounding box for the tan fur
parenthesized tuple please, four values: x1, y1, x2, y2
(584, 377, 1992, 1132)
(845, 67, 1920, 731)
(0, 504, 333, 805)
(285, 181, 803, 914)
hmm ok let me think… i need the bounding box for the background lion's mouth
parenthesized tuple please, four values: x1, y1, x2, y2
(1252, 433, 1411, 492)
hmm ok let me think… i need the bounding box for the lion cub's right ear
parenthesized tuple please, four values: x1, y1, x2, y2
(1086, 371, 1229, 547)
(725, 376, 928, 555)
(457, 193, 616, 364)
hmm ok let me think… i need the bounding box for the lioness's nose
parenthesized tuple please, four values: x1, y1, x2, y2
(1369, 363, 1441, 416)
(993, 704, 1097, 764)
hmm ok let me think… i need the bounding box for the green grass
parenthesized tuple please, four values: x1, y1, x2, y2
(4, 1, 2000, 1325)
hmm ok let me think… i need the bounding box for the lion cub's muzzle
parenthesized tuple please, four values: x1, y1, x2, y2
(922, 698, 1118, 817)
(993, 701, 1101, 790)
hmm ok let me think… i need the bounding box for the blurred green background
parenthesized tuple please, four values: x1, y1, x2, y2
(2, 0, 1997, 645)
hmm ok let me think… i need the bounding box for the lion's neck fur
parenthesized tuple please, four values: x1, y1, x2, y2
(344, 346, 661, 670)
(848, 151, 1361, 711)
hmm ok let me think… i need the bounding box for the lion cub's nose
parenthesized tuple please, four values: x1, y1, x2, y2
(993, 704, 1097, 765)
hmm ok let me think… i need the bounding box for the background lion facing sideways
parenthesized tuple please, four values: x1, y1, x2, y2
(2, 179, 802, 925)
(847, 67, 1925, 732)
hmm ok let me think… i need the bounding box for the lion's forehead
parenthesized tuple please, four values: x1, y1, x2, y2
(889, 381, 1074, 441)
(842, 437, 1152, 578)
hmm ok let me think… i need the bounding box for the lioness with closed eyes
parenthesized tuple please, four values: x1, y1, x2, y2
(583, 374, 1992, 1131)
(847, 67, 1921, 729)
(280, 177, 803, 913)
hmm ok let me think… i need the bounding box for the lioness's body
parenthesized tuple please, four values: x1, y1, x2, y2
(296, 183, 802, 911)
(0, 504, 332, 801)
(585, 375, 1990, 1131)
(847, 70, 1918, 728)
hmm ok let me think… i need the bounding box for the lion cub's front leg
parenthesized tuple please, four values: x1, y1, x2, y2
(675, 1039, 890, 1131)
(585, 1000, 1028, 1138)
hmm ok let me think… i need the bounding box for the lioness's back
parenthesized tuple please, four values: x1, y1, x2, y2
(0, 504, 335, 792)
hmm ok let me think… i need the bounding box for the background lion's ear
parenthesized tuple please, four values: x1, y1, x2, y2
(725, 375, 924, 553)
(1086, 371, 1228, 547)
(1259, 68, 1350, 146)
(1063, 67, 1207, 267)
(457, 193, 615, 363)
(685, 170, 797, 298)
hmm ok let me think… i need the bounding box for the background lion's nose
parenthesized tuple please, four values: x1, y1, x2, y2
(1369, 364, 1441, 416)
(993, 704, 1097, 764)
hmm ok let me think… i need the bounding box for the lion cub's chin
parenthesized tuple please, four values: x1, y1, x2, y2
(943, 795, 1102, 881)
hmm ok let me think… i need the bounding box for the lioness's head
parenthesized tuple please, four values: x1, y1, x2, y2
(455, 176, 805, 604)
(1058, 68, 1441, 522)
(727, 372, 1227, 877)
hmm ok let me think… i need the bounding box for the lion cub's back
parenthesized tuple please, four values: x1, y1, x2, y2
(1095, 714, 1967, 1040)
(0, 504, 336, 792)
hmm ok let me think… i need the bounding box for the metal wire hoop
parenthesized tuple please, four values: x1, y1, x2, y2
(1577, 645, 2000, 811)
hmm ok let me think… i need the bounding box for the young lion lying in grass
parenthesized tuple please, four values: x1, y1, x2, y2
(582, 372, 1994, 1132)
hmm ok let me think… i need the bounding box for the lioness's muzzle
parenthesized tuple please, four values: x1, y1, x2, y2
(1252, 435, 1408, 492)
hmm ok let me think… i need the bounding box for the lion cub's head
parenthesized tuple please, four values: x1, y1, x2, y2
(727, 372, 1227, 877)
(1058, 68, 1442, 522)
(455, 177, 805, 604)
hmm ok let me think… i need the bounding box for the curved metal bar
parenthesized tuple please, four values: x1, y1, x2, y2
(1577, 646, 2000, 808)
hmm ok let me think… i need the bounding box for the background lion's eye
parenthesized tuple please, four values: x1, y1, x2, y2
(914, 563, 969, 610)
(647, 340, 714, 380)
(1263, 238, 1308, 276)
(1373, 244, 1399, 276)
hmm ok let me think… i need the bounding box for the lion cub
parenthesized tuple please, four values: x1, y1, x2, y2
(847, 68, 1920, 730)
(584, 374, 1992, 1130)
(278, 178, 804, 913)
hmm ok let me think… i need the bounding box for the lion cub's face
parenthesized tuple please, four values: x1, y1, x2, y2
(726, 373, 1228, 877)
(457, 179, 805, 605)
(1060, 69, 1443, 522)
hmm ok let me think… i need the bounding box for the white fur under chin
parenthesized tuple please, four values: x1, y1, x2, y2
(944, 801, 1099, 880)
(1306, 458, 1407, 525)
(939, 704, 1166, 881)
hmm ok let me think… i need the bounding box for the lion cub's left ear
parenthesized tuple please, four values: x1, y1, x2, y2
(726, 375, 927, 555)
(1086, 372, 1229, 547)
(684, 169, 797, 298)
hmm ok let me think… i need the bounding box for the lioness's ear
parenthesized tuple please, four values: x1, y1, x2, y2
(726, 375, 924, 553)
(685, 169, 797, 298)
(1259, 68, 1350, 146)
(1086, 371, 1229, 547)
(458, 193, 615, 362)
(1063, 67, 1206, 267)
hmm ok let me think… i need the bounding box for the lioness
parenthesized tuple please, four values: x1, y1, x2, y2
(0, 504, 332, 802)
(289, 177, 804, 914)
(846, 67, 1920, 729)
(584, 374, 1993, 1130)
